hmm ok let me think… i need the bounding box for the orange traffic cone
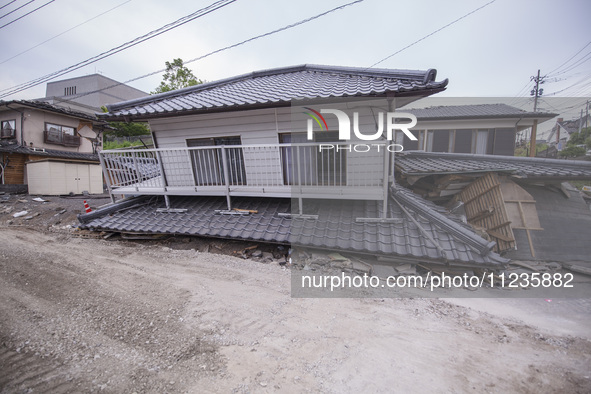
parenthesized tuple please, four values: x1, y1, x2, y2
(83, 200, 92, 213)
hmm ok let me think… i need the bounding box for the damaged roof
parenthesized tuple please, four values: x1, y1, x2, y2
(0, 142, 99, 161)
(99, 64, 449, 121)
(78, 187, 506, 267)
(406, 103, 557, 121)
(396, 151, 591, 180)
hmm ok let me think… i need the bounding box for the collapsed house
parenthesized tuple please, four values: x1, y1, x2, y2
(78, 64, 589, 267)
(395, 151, 591, 261)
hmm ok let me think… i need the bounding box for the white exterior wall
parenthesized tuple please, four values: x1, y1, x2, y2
(149, 105, 388, 189)
(27, 161, 103, 195)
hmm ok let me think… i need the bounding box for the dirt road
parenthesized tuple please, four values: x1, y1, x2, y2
(1, 226, 590, 393)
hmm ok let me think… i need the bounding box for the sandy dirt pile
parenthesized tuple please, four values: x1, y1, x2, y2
(0, 195, 590, 393)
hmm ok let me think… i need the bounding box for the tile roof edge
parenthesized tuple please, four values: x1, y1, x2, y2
(100, 64, 444, 115)
(391, 185, 498, 257)
(1, 100, 102, 122)
(399, 151, 591, 168)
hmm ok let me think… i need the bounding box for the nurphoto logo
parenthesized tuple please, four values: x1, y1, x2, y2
(304, 107, 418, 152)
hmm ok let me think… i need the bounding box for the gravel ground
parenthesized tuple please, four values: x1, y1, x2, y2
(0, 194, 590, 393)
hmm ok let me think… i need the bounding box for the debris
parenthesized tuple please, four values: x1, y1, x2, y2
(24, 213, 41, 220)
(156, 208, 187, 213)
(120, 233, 166, 240)
(563, 264, 591, 277)
(510, 260, 541, 272)
(233, 208, 258, 214)
(17, 199, 28, 203)
(251, 250, 263, 258)
(350, 260, 372, 275)
(32, 197, 47, 202)
(13, 211, 28, 218)
(327, 253, 348, 261)
(393, 263, 416, 275)
(214, 209, 250, 215)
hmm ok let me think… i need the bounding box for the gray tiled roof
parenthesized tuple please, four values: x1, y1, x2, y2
(1, 100, 102, 123)
(396, 151, 591, 179)
(99, 64, 448, 121)
(79, 189, 506, 266)
(406, 103, 557, 120)
(0, 142, 99, 161)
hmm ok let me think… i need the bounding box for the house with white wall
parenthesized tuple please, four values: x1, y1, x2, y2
(400, 104, 556, 155)
(0, 100, 106, 194)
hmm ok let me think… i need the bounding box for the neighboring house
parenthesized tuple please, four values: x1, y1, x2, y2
(40, 74, 148, 115)
(400, 104, 556, 155)
(546, 114, 591, 148)
(0, 100, 107, 195)
(395, 151, 591, 261)
(78, 64, 512, 267)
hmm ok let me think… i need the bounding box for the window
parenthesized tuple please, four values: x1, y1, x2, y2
(473, 130, 489, 154)
(44, 122, 80, 146)
(187, 136, 246, 186)
(279, 131, 346, 186)
(64, 86, 77, 96)
(1, 119, 16, 139)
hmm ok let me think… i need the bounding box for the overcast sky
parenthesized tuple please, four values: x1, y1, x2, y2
(1, 0, 590, 123)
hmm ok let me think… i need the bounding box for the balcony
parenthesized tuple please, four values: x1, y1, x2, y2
(44, 129, 81, 147)
(99, 143, 391, 204)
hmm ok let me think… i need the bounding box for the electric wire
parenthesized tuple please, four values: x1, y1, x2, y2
(0, 0, 55, 29)
(367, 0, 497, 69)
(0, 0, 237, 98)
(32, 0, 366, 105)
(0, 0, 133, 65)
(0, 0, 35, 19)
(0, 0, 18, 12)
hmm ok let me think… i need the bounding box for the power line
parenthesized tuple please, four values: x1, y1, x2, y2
(47, 0, 366, 106)
(0, 0, 238, 98)
(0, 0, 18, 12)
(367, 0, 496, 69)
(546, 40, 591, 76)
(0, 0, 55, 30)
(0, 0, 133, 65)
(0, 0, 36, 20)
(545, 73, 591, 96)
(547, 51, 591, 78)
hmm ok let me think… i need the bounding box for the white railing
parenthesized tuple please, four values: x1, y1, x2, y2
(99, 143, 391, 202)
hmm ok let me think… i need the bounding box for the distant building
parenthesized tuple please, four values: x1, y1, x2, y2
(0, 100, 107, 194)
(402, 104, 556, 156)
(546, 114, 591, 148)
(40, 74, 147, 115)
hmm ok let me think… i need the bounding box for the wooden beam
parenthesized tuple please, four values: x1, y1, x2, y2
(486, 229, 514, 242)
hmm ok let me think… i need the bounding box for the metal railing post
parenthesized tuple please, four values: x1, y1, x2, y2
(98, 152, 115, 203)
(131, 151, 141, 192)
(382, 147, 390, 219)
(155, 150, 168, 191)
(220, 146, 231, 210)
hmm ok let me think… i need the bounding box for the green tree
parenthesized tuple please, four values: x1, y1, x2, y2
(559, 145, 586, 158)
(558, 126, 590, 158)
(151, 58, 203, 94)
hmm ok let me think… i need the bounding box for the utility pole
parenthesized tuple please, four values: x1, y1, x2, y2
(586, 100, 589, 129)
(529, 69, 544, 157)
